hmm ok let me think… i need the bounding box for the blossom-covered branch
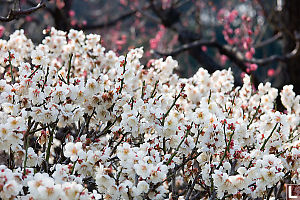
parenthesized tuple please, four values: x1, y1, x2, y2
(0, 28, 299, 199)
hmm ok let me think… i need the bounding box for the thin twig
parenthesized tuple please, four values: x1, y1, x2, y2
(0, 0, 46, 22)
(185, 173, 200, 200)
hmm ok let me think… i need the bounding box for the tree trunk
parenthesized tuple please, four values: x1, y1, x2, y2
(282, 0, 300, 94)
(53, 0, 73, 31)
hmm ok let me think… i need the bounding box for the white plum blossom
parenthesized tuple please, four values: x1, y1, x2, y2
(0, 28, 298, 199)
(134, 161, 152, 179)
(117, 142, 134, 161)
(64, 142, 85, 162)
(31, 49, 48, 66)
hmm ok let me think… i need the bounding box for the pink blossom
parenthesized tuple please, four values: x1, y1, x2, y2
(145, 51, 151, 57)
(220, 55, 227, 65)
(149, 26, 165, 49)
(224, 24, 230, 32)
(116, 40, 126, 46)
(147, 59, 155, 67)
(120, 0, 127, 6)
(201, 46, 207, 52)
(245, 51, 253, 60)
(243, 42, 248, 50)
(162, 0, 171, 10)
(227, 28, 233, 34)
(0, 26, 4, 38)
(116, 35, 127, 46)
(245, 37, 252, 44)
(235, 28, 241, 35)
(150, 39, 158, 49)
(228, 10, 238, 22)
(70, 19, 77, 26)
(267, 69, 275, 77)
(68, 10, 75, 17)
(227, 39, 235, 45)
(217, 9, 226, 21)
(240, 72, 246, 78)
(56, 0, 65, 9)
(25, 16, 33, 22)
(250, 64, 258, 71)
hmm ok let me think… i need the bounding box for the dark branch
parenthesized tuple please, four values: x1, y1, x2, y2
(0, 0, 46, 22)
(136, 7, 161, 24)
(155, 40, 248, 72)
(155, 40, 218, 57)
(254, 32, 283, 48)
(244, 39, 300, 65)
(26, 0, 55, 16)
(77, 4, 150, 30)
(156, 32, 300, 67)
(185, 173, 200, 200)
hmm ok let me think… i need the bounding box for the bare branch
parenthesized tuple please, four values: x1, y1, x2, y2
(254, 32, 283, 48)
(155, 40, 248, 72)
(174, 0, 191, 9)
(0, 0, 46, 22)
(244, 40, 300, 65)
(185, 173, 200, 200)
(155, 40, 218, 57)
(77, 4, 151, 30)
(156, 32, 300, 67)
(136, 7, 161, 24)
(26, 0, 54, 16)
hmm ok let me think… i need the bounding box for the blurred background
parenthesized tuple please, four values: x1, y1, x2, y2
(0, 0, 299, 95)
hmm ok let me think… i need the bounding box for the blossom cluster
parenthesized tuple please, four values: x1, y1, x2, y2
(218, 7, 260, 73)
(0, 28, 299, 199)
